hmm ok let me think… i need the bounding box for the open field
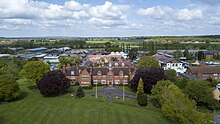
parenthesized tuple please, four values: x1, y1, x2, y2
(0, 80, 173, 124)
(86, 40, 110, 44)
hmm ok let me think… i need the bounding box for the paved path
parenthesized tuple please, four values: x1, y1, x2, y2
(214, 114, 220, 124)
(86, 86, 136, 101)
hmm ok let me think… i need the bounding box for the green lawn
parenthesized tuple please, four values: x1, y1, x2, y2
(0, 81, 173, 124)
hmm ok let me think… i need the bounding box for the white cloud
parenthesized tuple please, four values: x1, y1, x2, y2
(64, 0, 89, 11)
(137, 6, 173, 20)
(0, 0, 129, 28)
(3, 19, 33, 25)
(0, 0, 220, 36)
(177, 9, 202, 21)
(137, 6, 203, 21)
(89, 1, 128, 20)
(88, 17, 127, 27)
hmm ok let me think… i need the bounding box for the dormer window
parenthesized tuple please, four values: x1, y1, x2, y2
(71, 71, 74, 75)
(98, 70, 102, 76)
(119, 70, 123, 76)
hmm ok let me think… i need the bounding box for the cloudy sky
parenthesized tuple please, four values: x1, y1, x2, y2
(0, 0, 220, 37)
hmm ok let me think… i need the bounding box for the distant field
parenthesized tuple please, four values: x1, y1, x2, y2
(210, 42, 220, 45)
(0, 80, 173, 124)
(86, 40, 110, 44)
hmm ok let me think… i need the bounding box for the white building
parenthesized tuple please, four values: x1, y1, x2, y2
(154, 53, 186, 73)
(43, 56, 59, 63)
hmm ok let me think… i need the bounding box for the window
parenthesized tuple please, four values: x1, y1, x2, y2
(81, 82, 90, 86)
(101, 80, 106, 84)
(119, 70, 123, 76)
(93, 80, 98, 84)
(82, 75, 89, 79)
(71, 71, 74, 75)
(70, 76, 75, 80)
(114, 80, 120, 84)
(123, 80, 128, 84)
(109, 78, 112, 82)
(97, 70, 102, 76)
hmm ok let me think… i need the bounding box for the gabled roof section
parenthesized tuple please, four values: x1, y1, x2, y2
(92, 67, 109, 75)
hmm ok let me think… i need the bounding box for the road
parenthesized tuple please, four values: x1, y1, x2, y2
(86, 86, 136, 101)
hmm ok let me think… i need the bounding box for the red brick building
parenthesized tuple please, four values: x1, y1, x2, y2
(63, 65, 136, 86)
(186, 66, 220, 80)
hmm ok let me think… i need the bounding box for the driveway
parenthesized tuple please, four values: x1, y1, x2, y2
(214, 114, 220, 124)
(86, 86, 136, 101)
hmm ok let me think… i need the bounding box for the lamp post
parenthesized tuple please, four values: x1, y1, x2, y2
(96, 83, 97, 99)
(123, 83, 125, 102)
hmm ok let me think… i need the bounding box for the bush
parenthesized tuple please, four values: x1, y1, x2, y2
(137, 92, 148, 106)
(0, 75, 21, 101)
(76, 87, 85, 98)
(75, 81, 80, 86)
(36, 71, 70, 97)
(206, 78, 219, 87)
(207, 99, 220, 110)
(137, 79, 148, 106)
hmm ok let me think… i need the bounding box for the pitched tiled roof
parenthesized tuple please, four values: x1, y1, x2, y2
(65, 66, 137, 76)
(66, 66, 87, 76)
(112, 68, 128, 75)
(188, 67, 220, 74)
(169, 59, 181, 63)
(92, 67, 109, 75)
(112, 67, 136, 75)
(153, 54, 175, 63)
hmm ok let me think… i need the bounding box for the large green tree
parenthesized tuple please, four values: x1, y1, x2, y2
(185, 80, 214, 106)
(19, 61, 50, 83)
(152, 80, 211, 124)
(1, 58, 27, 78)
(174, 78, 188, 90)
(59, 56, 82, 69)
(173, 50, 182, 59)
(183, 49, 191, 60)
(0, 75, 21, 101)
(164, 69, 177, 82)
(137, 56, 160, 69)
(128, 48, 138, 61)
